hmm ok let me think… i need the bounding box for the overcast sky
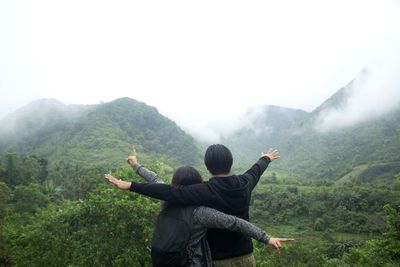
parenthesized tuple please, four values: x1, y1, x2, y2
(1, 0, 399, 140)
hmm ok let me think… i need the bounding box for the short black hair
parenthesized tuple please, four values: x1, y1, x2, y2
(204, 144, 233, 175)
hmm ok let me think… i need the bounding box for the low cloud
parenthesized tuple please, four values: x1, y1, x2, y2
(315, 41, 400, 132)
(179, 105, 267, 143)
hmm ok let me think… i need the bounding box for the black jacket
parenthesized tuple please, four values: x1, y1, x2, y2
(130, 157, 271, 260)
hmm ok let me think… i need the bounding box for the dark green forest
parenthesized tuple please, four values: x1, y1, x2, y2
(0, 96, 400, 266)
(0, 152, 399, 266)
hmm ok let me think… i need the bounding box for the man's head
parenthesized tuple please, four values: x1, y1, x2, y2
(204, 144, 233, 175)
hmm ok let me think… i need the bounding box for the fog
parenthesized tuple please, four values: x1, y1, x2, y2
(316, 38, 400, 132)
(1, 0, 399, 141)
(184, 106, 268, 142)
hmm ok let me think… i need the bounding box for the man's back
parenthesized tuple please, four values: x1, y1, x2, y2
(203, 175, 253, 259)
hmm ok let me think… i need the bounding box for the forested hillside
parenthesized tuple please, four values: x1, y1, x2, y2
(0, 93, 399, 266)
(0, 98, 202, 169)
(276, 85, 400, 183)
(227, 80, 400, 186)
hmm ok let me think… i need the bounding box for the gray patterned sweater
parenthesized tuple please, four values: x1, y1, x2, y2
(133, 164, 270, 267)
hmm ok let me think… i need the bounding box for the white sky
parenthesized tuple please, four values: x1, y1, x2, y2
(1, 0, 399, 140)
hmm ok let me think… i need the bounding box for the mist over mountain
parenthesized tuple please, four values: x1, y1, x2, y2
(222, 105, 309, 163)
(224, 74, 400, 184)
(0, 98, 201, 169)
(0, 99, 90, 139)
(278, 95, 400, 182)
(315, 65, 400, 132)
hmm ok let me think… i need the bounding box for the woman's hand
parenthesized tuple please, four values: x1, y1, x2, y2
(268, 237, 294, 251)
(104, 174, 131, 190)
(261, 148, 280, 161)
(126, 146, 138, 166)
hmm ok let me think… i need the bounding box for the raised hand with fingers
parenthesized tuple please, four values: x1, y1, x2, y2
(261, 148, 280, 161)
(268, 237, 295, 251)
(126, 145, 138, 166)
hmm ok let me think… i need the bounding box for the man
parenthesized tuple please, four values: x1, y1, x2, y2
(114, 144, 280, 266)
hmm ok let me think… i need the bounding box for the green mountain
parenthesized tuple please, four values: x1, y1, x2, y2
(2, 81, 399, 185)
(226, 81, 400, 185)
(277, 85, 400, 183)
(0, 98, 202, 169)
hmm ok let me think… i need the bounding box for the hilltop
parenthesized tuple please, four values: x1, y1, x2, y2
(0, 98, 202, 169)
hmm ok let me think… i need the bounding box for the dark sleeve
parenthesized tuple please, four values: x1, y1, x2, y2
(242, 156, 271, 191)
(130, 181, 215, 206)
(193, 207, 270, 243)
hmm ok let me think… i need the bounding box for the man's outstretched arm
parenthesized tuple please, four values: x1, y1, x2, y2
(130, 181, 214, 206)
(243, 148, 279, 191)
(104, 174, 214, 206)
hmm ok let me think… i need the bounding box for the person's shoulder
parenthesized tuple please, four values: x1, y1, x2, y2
(233, 173, 249, 181)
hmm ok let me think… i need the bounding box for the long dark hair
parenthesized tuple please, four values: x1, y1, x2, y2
(160, 166, 203, 211)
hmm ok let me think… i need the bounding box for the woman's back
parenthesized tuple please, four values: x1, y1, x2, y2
(151, 206, 202, 267)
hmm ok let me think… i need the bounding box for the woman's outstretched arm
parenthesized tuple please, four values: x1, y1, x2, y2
(127, 147, 165, 184)
(104, 166, 165, 189)
(132, 164, 165, 184)
(193, 206, 294, 251)
(104, 147, 165, 189)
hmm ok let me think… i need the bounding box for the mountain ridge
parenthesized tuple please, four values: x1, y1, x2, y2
(0, 98, 202, 169)
(2, 80, 400, 184)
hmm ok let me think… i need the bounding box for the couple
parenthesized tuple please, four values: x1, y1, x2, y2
(105, 144, 293, 266)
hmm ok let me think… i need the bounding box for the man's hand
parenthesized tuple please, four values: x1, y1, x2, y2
(261, 148, 280, 161)
(104, 174, 131, 190)
(126, 145, 137, 166)
(268, 237, 294, 251)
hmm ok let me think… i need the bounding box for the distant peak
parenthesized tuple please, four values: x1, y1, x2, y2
(102, 97, 158, 111)
(109, 97, 140, 103)
(103, 97, 149, 107)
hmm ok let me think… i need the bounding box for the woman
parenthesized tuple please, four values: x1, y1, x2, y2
(105, 149, 293, 266)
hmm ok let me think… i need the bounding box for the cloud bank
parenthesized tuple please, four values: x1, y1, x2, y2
(316, 38, 400, 132)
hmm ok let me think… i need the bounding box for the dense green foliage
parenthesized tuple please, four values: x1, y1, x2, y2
(336, 205, 400, 266)
(0, 151, 399, 266)
(253, 204, 400, 267)
(0, 152, 166, 266)
(250, 174, 400, 266)
(251, 182, 399, 234)
(4, 188, 157, 266)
